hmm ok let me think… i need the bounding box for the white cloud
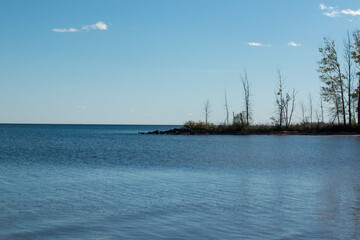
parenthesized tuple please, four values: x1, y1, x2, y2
(82, 21, 108, 31)
(247, 42, 264, 47)
(246, 42, 272, 47)
(52, 28, 79, 33)
(52, 21, 108, 33)
(288, 41, 302, 47)
(341, 9, 360, 16)
(319, 3, 327, 10)
(319, 3, 336, 11)
(319, 3, 339, 17)
(323, 11, 340, 17)
(319, 3, 360, 18)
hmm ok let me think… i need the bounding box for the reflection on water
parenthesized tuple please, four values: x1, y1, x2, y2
(0, 124, 360, 239)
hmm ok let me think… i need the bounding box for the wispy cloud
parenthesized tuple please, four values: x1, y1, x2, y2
(319, 4, 339, 18)
(319, 3, 360, 18)
(323, 11, 340, 18)
(52, 28, 79, 33)
(288, 41, 302, 47)
(82, 21, 108, 31)
(246, 42, 272, 47)
(52, 21, 108, 33)
(247, 42, 263, 47)
(319, 3, 327, 10)
(341, 9, 360, 16)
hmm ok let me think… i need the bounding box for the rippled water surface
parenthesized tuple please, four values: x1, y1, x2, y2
(1, 124, 360, 239)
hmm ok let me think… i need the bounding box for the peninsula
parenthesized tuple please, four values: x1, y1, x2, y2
(139, 121, 360, 136)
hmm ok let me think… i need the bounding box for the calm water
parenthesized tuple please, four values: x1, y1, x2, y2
(1, 124, 360, 239)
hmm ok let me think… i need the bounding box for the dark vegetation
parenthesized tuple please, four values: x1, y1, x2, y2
(140, 121, 360, 135)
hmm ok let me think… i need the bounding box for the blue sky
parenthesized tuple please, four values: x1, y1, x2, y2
(0, 0, 359, 124)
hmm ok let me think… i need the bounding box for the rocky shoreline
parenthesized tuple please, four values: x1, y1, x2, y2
(138, 127, 360, 136)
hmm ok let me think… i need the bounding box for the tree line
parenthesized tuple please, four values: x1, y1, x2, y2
(198, 29, 360, 130)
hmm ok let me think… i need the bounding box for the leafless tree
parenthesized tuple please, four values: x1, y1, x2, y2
(224, 90, 230, 125)
(203, 99, 212, 125)
(344, 31, 355, 125)
(285, 89, 297, 126)
(273, 68, 284, 126)
(240, 69, 252, 125)
(315, 109, 321, 124)
(272, 68, 295, 127)
(300, 101, 307, 123)
(308, 93, 313, 123)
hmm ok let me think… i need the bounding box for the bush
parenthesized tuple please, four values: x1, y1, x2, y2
(183, 120, 360, 135)
(183, 121, 215, 130)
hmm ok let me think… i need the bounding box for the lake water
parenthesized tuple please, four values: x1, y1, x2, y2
(1, 124, 360, 239)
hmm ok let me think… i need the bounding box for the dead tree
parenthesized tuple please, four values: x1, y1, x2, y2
(273, 68, 286, 127)
(300, 101, 307, 123)
(224, 90, 230, 125)
(308, 93, 313, 123)
(286, 89, 297, 126)
(344, 31, 354, 124)
(203, 99, 212, 125)
(240, 69, 252, 125)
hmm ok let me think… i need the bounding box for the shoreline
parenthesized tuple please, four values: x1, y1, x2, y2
(138, 127, 360, 136)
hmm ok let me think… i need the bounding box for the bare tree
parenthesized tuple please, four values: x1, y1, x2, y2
(272, 68, 285, 127)
(300, 101, 307, 123)
(344, 31, 355, 125)
(315, 109, 321, 124)
(224, 90, 230, 125)
(240, 69, 251, 125)
(272, 68, 295, 127)
(315, 93, 324, 124)
(308, 93, 313, 123)
(286, 89, 297, 126)
(203, 99, 212, 125)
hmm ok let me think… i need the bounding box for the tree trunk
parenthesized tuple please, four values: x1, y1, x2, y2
(338, 71, 347, 126)
(358, 75, 360, 126)
(340, 83, 347, 125)
(335, 97, 340, 125)
(348, 67, 352, 125)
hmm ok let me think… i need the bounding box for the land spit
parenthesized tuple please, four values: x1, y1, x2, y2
(138, 127, 360, 136)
